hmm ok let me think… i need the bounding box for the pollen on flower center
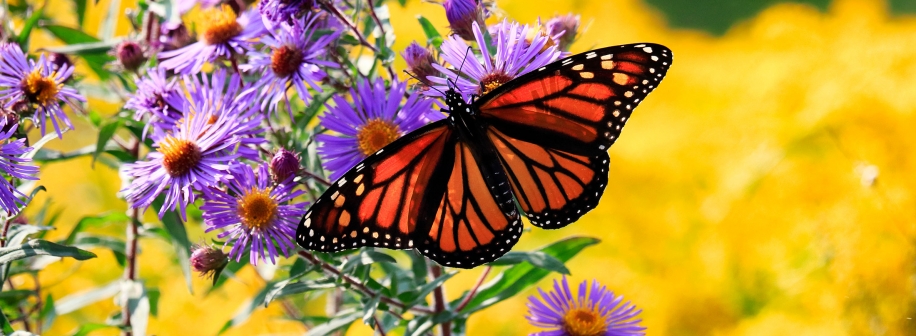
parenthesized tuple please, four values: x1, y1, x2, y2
(159, 136, 203, 177)
(21, 68, 60, 106)
(271, 45, 304, 77)
(478, 71, 514, 96)
(357, 118, 400, 156)
(237, 187, 278, 230)
(562, 307, 607, 336)
(198, 5, 243, 45)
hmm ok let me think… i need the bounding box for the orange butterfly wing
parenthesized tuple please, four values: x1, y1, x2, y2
(477, 43, 673, 228)
(297, 120, 522, 268)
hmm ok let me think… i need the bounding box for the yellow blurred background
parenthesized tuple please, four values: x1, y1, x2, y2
(15, 0, 916, 334)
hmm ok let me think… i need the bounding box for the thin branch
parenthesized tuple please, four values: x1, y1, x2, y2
(122, 137, 142, 336)
(318, 0, 377, 53)
(373, 315, 387, 336)
(297, 250, 435, 315)
(456, 266, 490, 312)
(429, 265, 451, 336)
(301, 169, 332, 187)
(364, 0, 397, 79)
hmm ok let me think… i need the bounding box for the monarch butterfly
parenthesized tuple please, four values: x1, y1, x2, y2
(297, 43, 672, 268)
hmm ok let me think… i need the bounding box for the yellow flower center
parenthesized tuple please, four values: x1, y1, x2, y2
(159, 136, 202, 177)
(271, 45, 304, 77)
(357, 118, 400, 156)
(198, 5, 243, 45)
(562, 307, 607, 336)
(21, 68, 61, 106)
(237, 187, 278, 230)
(478, 71, 514, 96)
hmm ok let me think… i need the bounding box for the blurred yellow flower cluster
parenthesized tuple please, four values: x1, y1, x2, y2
(19, 0, 916, 334)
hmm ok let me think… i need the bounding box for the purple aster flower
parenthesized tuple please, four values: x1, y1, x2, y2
(201, 162, 306, 265)
(426, 20, 561, 101)
(179, 69, 266, 160)
(120, 96, 242, 220)
(0, 44, 85, 138)
(527, 277, 645, 336)
(545, 14, 581, 52)
(124, 67, 184, 136)
(317, 77, 436, 181)
(159, 5, 266, 74)
(441, 0, 485, 40)
(0, 125, 38, 215)
(259, 0, 316, 27)
(241, 14, 338, 119)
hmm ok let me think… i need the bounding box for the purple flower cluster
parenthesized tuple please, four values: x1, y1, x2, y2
(527, 277, 645, 336)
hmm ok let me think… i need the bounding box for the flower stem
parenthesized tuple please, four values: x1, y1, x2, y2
(300, 169, 332, 187)
(122, 137, 142, 336)
(429, 264, 451, 336)
(364, 0, 397, 79)
(456, 266, 490, 312)
(297, 250, 435, 315)
(318, 0, 378, 54)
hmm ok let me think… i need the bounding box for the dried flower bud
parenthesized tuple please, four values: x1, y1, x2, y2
(190, 244, 229, 279)
(443, 0, 485, 40)
(402, 42, 439, 87)
(159, 23, 195, 51)
(270, 148, 301, 182)
(47, 53, 73, 81)
(115, 41, 146, 72)
(545, 14, 580, 51)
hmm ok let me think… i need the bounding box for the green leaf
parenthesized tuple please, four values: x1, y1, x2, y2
(396, 0, 406, 6)
(70, 323, 112, 336)
(73, 234, 126, 267)
(7, 224, 53, 248)
(17, 5, 44, 50)
(24, 131, 64, 160)
(0, 307, 14, 334)
(400, 271, 454, 309)
(0, 239, 97, 264)
(39, 294, 56, 331)
(147, 288, 160, 317)
(64, 212, 129, 245)
(304, 309, 360, 336)
(157, 203, 193, 293)
(55, 281, 120, 315)
(341, 250, 396, 272)
(263, 278, 336, 306)
(73, 0, 87, 26)
(361, 294, 381, 326)
(406, 250, 428, 286)
(93, 119, 122, 167)
(488, 251, 570, 274)
(416, 16, 443, 49)
(123, 280, 149, 336)
(41, 25, 113, 80)
(404, 315, 434, 336)
(210, 260, 246, 292)
(457, 236, 600, 313)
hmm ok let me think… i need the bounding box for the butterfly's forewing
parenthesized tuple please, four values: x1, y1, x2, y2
(297, 121, 452, 251)
(477, 43, 673, 229)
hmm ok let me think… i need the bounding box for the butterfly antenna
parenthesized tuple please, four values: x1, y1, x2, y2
(448, 46, 473, 90)
(403, 70, 445, 96)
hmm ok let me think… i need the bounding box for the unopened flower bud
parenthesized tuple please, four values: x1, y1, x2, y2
(47, 53, 73, 81)
(270, 148, 301, 182)
(545, 14, 580, 51)
(115, 41, 146, 72)
(443, 0, 485, 40)
(402, 42, 439, 86)
(190, 244, 229, 279)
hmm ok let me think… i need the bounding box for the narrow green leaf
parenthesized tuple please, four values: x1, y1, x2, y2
(24, 131, 65, 160)
(0, 289, 33, 301)
(488, 251, 570, 275)
(147, 288, 160, 317)
(71, 323, 112, 336)
(458, 236, 600, 313)
(397, 0, 406, 6)
(99, 0, 120, 40)
(401, 271, 454, 308)
(0, 307, 14, 334)
(73, 234, 127, 267)
(73, 0, 87, 26)
(123, 280, 149, 336)
(341, 250, 396, 272)
(361, 294, 381, 326)
(55, 281, 120, 315)
(156, 201, 193, 293)
(41, 25, 113, 79)
(17, 6, 44, 50)
(404, 315, 434, 336)
(41, 40, 118, 55)
(263, 279, 336, 306)
(39, 294, 55, 331)
(0, 239, 97, 264)
(416, 16, 443, 49)
(7, 224, 53, 248)
(210, 260, 246, 292)
(64, 212, 130, 245)
(93, 120, 121, 166)
(304, 309, 360, 336)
